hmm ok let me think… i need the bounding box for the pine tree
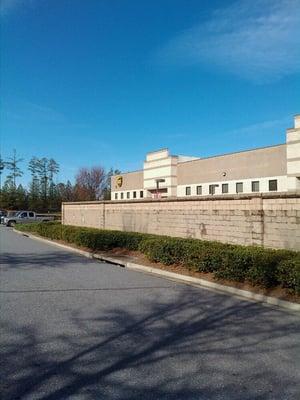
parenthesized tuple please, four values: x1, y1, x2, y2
(48, 158, 59, 211)
(6, 149, 23, 188)
(28, 177, 42, 211)
(65, 180, 75, 201)
(28, 156, 60, 211)
(15, 184, 28, 210)
(0, 155, 6, 192)
(28, 157, 42, 211)
(1, 178, 16, 209)
(37, 158, 49, 210)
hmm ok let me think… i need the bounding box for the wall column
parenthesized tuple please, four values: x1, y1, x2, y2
(286, 115, 300, 192)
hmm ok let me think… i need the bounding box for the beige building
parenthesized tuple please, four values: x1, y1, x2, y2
(111, 115, 300, 200)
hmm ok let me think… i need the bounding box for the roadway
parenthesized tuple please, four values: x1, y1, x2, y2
(0, 225, 299, 399)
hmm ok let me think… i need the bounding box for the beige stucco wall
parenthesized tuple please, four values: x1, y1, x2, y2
(177, 145, 287, 185)
(62, 193, 300, 251)
(111, 145, 288, 196)
(111, 170, 143, 191)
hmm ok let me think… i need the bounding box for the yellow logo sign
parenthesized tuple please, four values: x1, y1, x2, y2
(116, 176, 123, 188)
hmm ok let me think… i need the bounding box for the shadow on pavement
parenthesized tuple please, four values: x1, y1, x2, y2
(1, 287, 300, 400)
(0, 251, 92, 270)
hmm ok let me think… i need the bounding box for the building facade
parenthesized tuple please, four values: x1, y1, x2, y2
(111, 115, 300, 200)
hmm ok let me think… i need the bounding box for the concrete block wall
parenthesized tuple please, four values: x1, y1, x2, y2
(63, 203, 105, 228)
(62, 194, 300, 251)
(262, 197, 300, 250)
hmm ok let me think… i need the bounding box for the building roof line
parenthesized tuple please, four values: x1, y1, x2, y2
(112, 169, 143, 176)
(146, 147, 169, 155)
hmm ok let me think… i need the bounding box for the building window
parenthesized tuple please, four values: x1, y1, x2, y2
(185, 186, 191, 196)
(115, 193, 118, 200)
(196, 185, 202, 195)
(209, 184, 218, 195)
(120, 192, 124, 199)
(269, 179, 278, 191)
(127, 192, 130, 199)
(252, 181, 260, 192)
(222, 183, 229, 194)
(140, 191, 144, 198)
(133, 191, 136, 198)
(236, 182, 243, 193)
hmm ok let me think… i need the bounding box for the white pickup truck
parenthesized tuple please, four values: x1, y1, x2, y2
(4, 211, 54, 227)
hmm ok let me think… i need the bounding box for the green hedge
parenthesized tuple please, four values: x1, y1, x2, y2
(277, 256, 300, 294)
(15, 222, 151, 251)
(15, 222, 299, 294)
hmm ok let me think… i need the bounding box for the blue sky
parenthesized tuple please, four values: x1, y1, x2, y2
(1, 0, 300, 186)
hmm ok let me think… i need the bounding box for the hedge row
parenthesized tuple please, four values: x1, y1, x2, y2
(15, 222, 300, 294)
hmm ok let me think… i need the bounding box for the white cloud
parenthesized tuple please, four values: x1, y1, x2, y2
(224, 116, 291, 138)
(157, 0, 300, 82)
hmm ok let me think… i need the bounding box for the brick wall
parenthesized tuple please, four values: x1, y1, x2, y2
(62, 193, 300, 250)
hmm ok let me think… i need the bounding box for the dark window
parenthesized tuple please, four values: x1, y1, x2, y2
(20, 212, 27, 218)
(127, 192, 130, 199)
(140, 191, 144, 198)
(222, 183, 229, 194)
(120, 192, 124, 199)
(133, 191, 136, 198)
(196, 185, 202, 195)
(236, 182, 243, 193)
(115, 193, 118, 200)
(185, 186, 191, 195)
(209, 184, 218, 195)
(252, 181, 259, 192)
(269, 179, 278, 191)
(29, 212, 34, 218)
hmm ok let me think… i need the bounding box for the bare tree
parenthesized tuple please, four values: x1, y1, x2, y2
(75, 166, 106, 201)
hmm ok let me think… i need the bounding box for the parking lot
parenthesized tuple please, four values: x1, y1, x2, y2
(1, 225, 300, 399)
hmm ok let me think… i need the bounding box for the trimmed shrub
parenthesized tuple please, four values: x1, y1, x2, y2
(16, 221, 64, 240)
(184, 241, 231, 273)
(246, 249, 295, 287)
(16, 223, 150, 252)
(214, 247, 294, 287)
(277, 256, 300, 295)
(15, 222, 44, 234)
(139, 237, 190, 265)
(14, 222, 299, 294)
(214, 247, 251, 282)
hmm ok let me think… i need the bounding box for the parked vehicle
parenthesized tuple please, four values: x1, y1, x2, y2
(0, 210, 7, 223)
(4, 211, 54, 227)
(1, 210, 16, 225)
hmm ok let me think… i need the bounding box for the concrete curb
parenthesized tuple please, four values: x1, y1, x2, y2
(13, 229, 300, 312)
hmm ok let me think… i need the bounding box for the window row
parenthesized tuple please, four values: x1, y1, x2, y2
(114, 190, 144, 200)
(185, 179, 278, 196)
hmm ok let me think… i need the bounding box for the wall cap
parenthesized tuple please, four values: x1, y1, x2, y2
(62, 191, 300, 206)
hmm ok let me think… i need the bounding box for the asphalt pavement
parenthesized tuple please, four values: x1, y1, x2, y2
(0, 224, 300, 400)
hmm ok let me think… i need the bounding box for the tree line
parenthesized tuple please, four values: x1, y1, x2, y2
(0, 150, 120, 212)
